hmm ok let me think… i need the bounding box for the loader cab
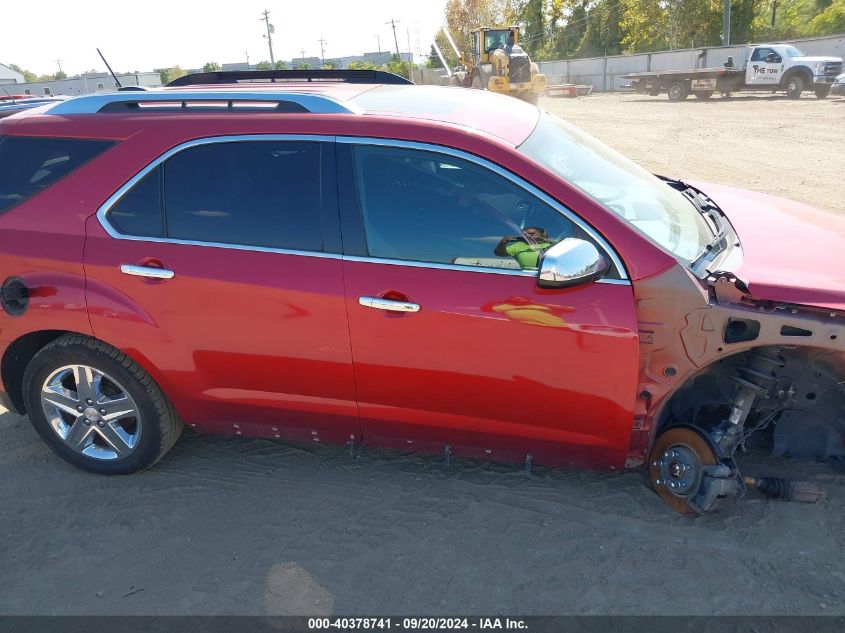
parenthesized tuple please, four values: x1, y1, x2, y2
(472, 27, 519, 64)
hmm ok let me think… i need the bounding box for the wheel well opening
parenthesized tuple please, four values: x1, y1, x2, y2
(656, 345, 845, 462)
(1, 330, 74, 414)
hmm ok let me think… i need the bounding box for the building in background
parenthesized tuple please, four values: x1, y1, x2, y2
(7, 72, 160, 96)
(0, 63, 25, 85)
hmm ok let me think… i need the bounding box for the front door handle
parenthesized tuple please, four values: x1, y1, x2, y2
(120, 264, 175, 280)
(358, 296, 420, 313)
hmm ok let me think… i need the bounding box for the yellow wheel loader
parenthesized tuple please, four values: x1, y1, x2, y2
(438, 27, 546, 105)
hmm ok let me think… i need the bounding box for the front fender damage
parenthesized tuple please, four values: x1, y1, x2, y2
(629, 265, 843, 513)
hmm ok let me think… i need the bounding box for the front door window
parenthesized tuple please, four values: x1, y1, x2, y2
(351, 145, 613, 275)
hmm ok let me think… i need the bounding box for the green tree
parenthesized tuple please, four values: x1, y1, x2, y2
(620, 0, 669, 52)
(7, 63, 38, 82)
(155, 66, 187, 84)
(203, 62, 221, 72)
(255, 60, 273, 70)
(348, 60, 379, 70)
(274, 60, 288, 69)
(808, 0, 845, 34)
(428, 44, 444, 68)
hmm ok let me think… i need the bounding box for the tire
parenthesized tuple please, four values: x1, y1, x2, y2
(22, 335, 182, 474)
(694, 90, 714, 100)
(471, 74, 484, 90)
(785, 74, 804, 99)
(667, 81, 688, 101)
(815, 85, 832, 99)
(522, 92, 540, 106)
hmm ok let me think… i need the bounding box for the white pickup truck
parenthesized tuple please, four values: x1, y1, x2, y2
(624, 43, 843, 101)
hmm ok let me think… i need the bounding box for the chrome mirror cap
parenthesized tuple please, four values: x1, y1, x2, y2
(537, 238, 609, 289)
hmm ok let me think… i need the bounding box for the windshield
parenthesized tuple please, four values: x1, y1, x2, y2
(484, 30, 510, 52)
(783, 45, 806, 57)
(518, 113, 714, 263)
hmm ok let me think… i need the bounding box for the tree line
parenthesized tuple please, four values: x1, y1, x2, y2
(434, 0, 845, 64)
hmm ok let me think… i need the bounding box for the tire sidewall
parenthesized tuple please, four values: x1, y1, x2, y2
(23, 341, 166, 474)
(786, 75, 804, 98)
(668, 81, 687, 101)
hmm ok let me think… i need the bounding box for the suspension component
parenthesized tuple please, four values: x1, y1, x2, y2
(744, 476, 825, 503)
(710, 347, 792, 458)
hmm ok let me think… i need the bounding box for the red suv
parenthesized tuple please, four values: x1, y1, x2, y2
(1, 70, 842, 514)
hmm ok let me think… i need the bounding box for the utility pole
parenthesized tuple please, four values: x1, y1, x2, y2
(722, 0, 731, 47)
(406, 27, 412, 64)
(245, 50, 250, 67)
(318, 38, 327, 68)
(771, 0, 778, 27)
(386, 18, 401, 58)
(261, 9, 275, 64)
(375, 34, 382, 64)
(56, 59, 63, 74)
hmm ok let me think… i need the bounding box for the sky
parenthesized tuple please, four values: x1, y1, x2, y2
(2, 0, 449, 76)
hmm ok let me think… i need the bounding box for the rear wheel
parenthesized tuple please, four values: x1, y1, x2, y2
(694, 90, 714, 100)
(667, 81, 689, 101)
(785, 74, 805, 98)
(815, 85, 832, 99)
(649, 427, 719, 514)
(22, 335, 182, 474)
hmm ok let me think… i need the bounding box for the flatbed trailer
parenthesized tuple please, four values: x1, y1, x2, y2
(624, 68, 744, 101)
(624, 43, 842, 101)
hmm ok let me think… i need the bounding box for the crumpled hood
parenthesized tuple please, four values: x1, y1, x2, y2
(691, 181, 845, 311)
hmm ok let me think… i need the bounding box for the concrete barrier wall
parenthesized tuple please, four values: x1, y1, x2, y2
(537, 33, 845, 91)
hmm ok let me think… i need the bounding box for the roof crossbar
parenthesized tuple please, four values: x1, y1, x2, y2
(167, 69, 413, 87)
(44, 90, 361, 115)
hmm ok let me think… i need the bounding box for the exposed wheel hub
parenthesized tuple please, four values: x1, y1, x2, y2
(655, 445, 699, 495)
(649, 427, 720, 514)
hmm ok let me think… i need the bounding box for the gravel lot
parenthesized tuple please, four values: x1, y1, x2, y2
(2, 92, 844, 617)
(545, 91, 845, 215)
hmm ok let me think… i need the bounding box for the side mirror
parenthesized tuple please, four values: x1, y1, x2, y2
(766, 53, 777, 63)
(537, 238, 609, 289)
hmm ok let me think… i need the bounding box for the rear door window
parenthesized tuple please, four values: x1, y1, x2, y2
(106, 140, 325, 252)
(0, 136, 114, 213)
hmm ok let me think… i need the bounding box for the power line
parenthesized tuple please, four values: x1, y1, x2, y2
(318, 38, 328, 67)
(260, 9, 275, 64)
(386, 18, 401, 58)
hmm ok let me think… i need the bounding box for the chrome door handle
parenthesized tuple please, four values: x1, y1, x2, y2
(358, 296, 420, 313)
(120, 264, 175, 280)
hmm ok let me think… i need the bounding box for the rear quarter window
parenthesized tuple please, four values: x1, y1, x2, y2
(0, 136, 114, 213)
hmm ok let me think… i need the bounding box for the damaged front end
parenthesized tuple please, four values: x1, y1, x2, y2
(632, 268, 844, 514)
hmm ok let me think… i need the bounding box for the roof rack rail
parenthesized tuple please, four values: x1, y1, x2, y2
(167, 69, 413, 87)
(45, 90, 361, 115)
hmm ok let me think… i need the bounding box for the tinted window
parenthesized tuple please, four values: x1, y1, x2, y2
(0, 136, 114, 213)
(108, 166, 164, 237)
(164, 141, 323, 251)
(751, 48, 775, 62)
(352, 145, 577, 271)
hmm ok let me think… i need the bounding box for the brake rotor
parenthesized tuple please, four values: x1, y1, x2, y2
(649, 427, 719, 514)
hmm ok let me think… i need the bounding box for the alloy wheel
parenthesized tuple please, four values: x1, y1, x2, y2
(40, 364, 142, 460)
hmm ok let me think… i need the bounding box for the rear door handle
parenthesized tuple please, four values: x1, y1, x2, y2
(120, 264, 175, 280)
(358, 296, 420, 313)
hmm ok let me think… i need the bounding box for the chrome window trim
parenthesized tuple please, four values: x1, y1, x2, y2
(96, 134, 339, 259)
(337, 136, 629, 281)
(343, 255, 629, 285)
(46, 91, 360, 115)
(97, 134, 630, 284)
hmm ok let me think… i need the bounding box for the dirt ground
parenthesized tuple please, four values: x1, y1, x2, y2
(544, 91, 845, 215)
(2, 92, 845, 617)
